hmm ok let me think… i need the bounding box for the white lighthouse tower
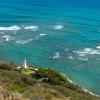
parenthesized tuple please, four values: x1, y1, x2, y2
(23, 59, 28, 69)
(17, 59, 28, 70)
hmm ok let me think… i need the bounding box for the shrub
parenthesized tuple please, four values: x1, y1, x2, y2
(21, 75, 37, 86)
(0, 62, 17, 70)
(9, 83, 27, 93)
(32, 69, 47, 79)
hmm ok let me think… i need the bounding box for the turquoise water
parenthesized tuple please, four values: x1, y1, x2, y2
(0, 0, 100, 95)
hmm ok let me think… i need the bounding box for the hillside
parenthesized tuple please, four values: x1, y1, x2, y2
(0, 61, 99, 100)
(0, 86, 28, 100)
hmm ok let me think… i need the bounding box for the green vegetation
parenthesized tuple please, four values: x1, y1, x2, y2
(0, 61, 99, 100)
(0, 61, 17, 70)
(22, 75, 37, 86)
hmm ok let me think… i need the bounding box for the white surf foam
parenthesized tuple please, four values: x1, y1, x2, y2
(0, 25, 21, 31)
(74, 48, 100, 55)
(68, 56, 74, 59)
(78, 57, 88, 61)
(73, 47, 100, 61)
(52, 52, 60, 59)
(89, 50, 100, 55)
(96, 46, 100, 49)
(78, 53, 86, 57)
(61, 73, 100, 97)
(24, 25, 38, 31)
(35, 33, 47, 40)
(61, 73, 73, 84)
(54, 24, 64, 30)
(39, 33, 47, 36)
(67, 77, 73, 84)
(16, 39, 33, 44)
(82, 88, 100, 97)
(2, 35, 15, 42)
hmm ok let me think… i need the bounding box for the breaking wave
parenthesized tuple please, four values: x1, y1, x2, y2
(74, 48, 100, 56)
(0, 25, 21, 31)
(39, 33, 47, 36)
(15, 39, 33, 45)
(0, 24, 65, 32)
(0, 35, 15, 42)
(54, 24, 64, 30)
(96, 46, 100, 49)
(68, 55, 74, 60)
(24, 25, 38, 31)
(0, 25, 38, 32)
(52, 52, 60, 59)
(73, 47, 100, 61)
(35, 33, 47, 40)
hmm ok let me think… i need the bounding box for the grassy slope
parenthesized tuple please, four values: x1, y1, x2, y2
(0, 86, 27, 100)
(0, 61, 99, 100)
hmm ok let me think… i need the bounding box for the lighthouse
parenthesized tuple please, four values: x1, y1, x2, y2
(23, 59, 28, 69)
(17, 59, 28, 70)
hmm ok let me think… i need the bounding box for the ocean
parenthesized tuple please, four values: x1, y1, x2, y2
(0, 0, 100, 95)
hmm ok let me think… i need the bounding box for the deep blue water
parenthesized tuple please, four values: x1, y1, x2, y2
(0, 0, 100, 95)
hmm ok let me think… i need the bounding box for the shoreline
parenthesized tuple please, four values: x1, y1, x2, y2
(0, 60, 100, 98)
(61, 73, 100, 97)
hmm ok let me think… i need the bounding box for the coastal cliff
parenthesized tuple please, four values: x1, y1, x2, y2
(0, 61, 99, 100)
